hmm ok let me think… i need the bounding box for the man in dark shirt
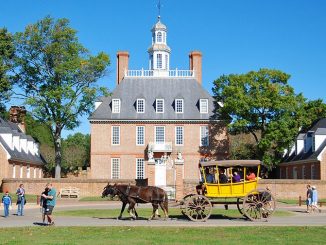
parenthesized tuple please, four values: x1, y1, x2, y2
(219, 169, 228, 183)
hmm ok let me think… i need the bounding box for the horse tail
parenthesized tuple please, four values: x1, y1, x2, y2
(164, 191, 169, 213)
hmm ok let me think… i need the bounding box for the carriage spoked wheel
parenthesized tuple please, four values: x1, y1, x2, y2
(236, 197, 248, 219)
(180, 194, 195, 217)
(184, 194, 212, 222)
(242, 188, 276, 222)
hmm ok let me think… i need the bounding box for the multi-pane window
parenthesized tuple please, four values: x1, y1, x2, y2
(156, 99, 164, 113)
(302, 166, 306, 179)
(311, 165, 316, 179)
(33, 167, 37, 178)
(111, 126, 120, 145)
(200, 99, 208, 113)
(111, 158, 120, 179)
(157, 54, 162, 69)
(136, 158, 145, 179)
(26, 165, 30, 178)
(112, 99, 121, 113)
(200, 126, 209, 146)
(12, 164, 16, 178)
(156, 32, 162, 42)
(175, 99, 184, 113)
(136, 126, 145, 145)
(155, 126, 165, 143)
(175, 126, 184, 145)
(20, 165, 23, 178)
(137, 99, 145, 113)
(165, 54, 168, 69)
(39, 168, 42, 178)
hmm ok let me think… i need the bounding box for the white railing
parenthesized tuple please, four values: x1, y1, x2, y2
(148, 142, 173, 152)
(125, 69, 194, 78)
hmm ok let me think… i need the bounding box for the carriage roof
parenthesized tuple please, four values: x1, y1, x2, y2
(200, 160, 261, 167)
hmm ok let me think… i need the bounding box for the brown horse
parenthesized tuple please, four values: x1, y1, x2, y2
(102, 183, 169, 220)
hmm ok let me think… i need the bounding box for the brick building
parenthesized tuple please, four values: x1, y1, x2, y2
(89, 16, 228, 199)
(0, 106, 45, 185)
(279, 118, 326, 180)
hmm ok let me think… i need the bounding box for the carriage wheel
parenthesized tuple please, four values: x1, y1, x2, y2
(180, 194, 195, 217)
(184, 195, 212, 222)
(242, 188, 276, 222)
(237, 197, 248, 219)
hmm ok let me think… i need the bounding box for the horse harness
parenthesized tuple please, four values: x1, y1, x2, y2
(117, 184, 162, 203)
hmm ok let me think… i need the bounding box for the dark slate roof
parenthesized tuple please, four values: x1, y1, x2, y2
(0, 117, 45, 165)
(89, 77, 218, 121)
(281, 118, 326, 164)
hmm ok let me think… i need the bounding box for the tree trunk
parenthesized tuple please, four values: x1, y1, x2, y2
(54, 127, 62, 179)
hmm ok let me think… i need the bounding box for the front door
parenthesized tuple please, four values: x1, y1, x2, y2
(155, 159, 166, 187)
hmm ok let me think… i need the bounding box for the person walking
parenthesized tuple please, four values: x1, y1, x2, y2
(306, 184, 313, 213)
(1, 191, 12, 217)
(40, 187, 49, 224)
(42, 183, 56, 226)
(16, 184, 25, 216)
(311, 186, 321, 213)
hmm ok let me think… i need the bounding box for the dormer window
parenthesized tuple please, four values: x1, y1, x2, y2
(175, 99, 184, 113)
(112, 99, 120, 113)
(200, 99, 208, 113)
(137, 99, 145, 113)
(156, 99, 164, 113)
(156, 32, 162, 42)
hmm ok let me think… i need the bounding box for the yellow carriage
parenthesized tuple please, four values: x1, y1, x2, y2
(180, 160, 276, 222)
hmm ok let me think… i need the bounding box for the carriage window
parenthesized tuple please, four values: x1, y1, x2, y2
(111, 158, 120, 179)
(136, 158, 145, 179)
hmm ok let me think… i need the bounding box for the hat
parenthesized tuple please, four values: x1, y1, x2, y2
(311, 186, 316, 189)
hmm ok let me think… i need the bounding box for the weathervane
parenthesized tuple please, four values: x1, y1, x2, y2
(157, 0, 162, 19)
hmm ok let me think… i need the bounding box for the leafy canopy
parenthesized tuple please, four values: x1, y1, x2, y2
(213, 68, 326, 168)
(12, 16, 110, 177)
(0, 28, 14, 115)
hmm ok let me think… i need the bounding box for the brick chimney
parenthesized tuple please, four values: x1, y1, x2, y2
(189, 51, 202, 85)
(9, 106, 27, 133)
(116, 51, 129, 85)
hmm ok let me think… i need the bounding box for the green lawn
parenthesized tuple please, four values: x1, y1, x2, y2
(55, 207, 293, 219)
(78, 196, 118, 201)
(277, 198, 326, 205)
(0, 227, 325, 245)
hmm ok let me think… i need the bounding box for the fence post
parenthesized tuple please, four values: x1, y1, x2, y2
(299, 196, 301, 206)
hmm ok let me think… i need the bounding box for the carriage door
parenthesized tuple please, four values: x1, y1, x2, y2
(155, 159, 166, 187)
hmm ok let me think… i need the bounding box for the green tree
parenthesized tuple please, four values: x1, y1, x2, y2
(12, 16, 110, 178)
(0, 28, 14, 115)
(62, 133, 90, 171)
(212, 68, 326, 168)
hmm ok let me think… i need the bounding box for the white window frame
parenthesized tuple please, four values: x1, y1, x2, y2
(137, 99, 145, 113)
(111, 126, 120, 145)
(157, 54, 162, 69)
(136, 126, 145, 146)
(175, 99, 184, 113)
(112, 99, 121, 113)
(39, 168, 42, 178)
(302, 166, 305, 179)
(111, 158, 120, 179)
(156, 99, 164, 113)
(155, 126, 165, 144)
(156, 32, 162, 43)
(33, 167, 37, 178)
(175, 126, 184, 146)
(20, 165, 23, 178)
(26, 165, 30, 178)
(136, 158, 145, 179)
(200, 99, 209, 114)
(200, 126, 209, 146)
(12, 164, 16, 178)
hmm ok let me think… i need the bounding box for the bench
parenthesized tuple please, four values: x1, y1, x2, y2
(59, 187, 80, 198)
(298, 196, 325, 207)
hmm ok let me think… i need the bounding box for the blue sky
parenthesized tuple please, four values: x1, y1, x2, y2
(1, 0, 325, 138)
